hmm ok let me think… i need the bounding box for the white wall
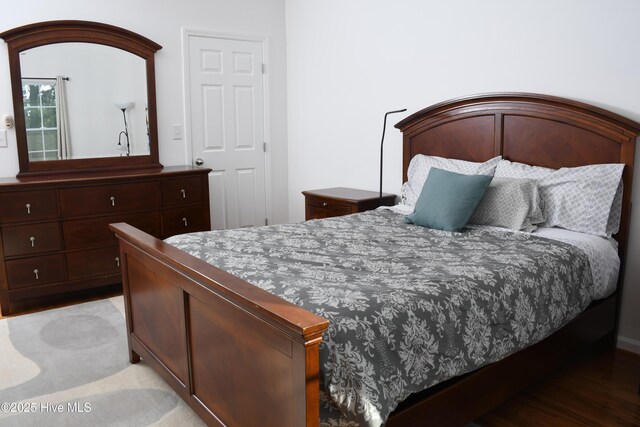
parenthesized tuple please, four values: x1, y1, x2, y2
(0, 0, 289, 223)
(286, 0, 640, 351)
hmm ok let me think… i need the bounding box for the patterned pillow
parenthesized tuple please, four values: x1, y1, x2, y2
(469, 178, 545, 232)
(494, 160, 624, 237)
(402, 155, 501, 207)
(606, 181, 623, 236)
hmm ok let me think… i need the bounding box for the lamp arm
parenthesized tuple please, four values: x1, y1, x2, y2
(379, 108, 407, 203)
(121, 108, 131, 156)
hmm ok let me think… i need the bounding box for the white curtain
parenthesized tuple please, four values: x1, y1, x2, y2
(55, 76, 71, 159)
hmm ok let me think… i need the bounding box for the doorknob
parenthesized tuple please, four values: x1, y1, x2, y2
(195, 158, 204, 167)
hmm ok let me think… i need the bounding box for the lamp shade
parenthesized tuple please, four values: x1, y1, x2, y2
(115, 101, 134, 110)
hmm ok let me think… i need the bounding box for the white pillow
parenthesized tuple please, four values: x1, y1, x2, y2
(469, 178, 545, 232)
(494, 160, 624, 237)
(402, 155, 501, 207)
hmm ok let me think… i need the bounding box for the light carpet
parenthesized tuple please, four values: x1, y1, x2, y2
(0, 296, 484, 427)
(0, 297, 205, 427)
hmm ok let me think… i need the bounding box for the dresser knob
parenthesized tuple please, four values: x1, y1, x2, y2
(115, 256, 120, 267)
(26, 203, 31, 214)
(110, 196, 116, 206)
(30, 236, 36, 247)
(323, 202, 328, 207)
(33, 269, 39, 280)
(181, 189, 186, 199)
(182, 217, 188, 227)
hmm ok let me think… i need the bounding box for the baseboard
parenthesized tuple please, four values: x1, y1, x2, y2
(616, 335, 640, 354)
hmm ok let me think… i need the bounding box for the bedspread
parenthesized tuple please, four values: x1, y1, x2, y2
(166, 210, 594, 427)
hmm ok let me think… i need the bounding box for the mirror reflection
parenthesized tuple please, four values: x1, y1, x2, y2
(20, 43, 149, 161)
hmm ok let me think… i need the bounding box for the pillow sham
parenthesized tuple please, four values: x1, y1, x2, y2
(401, 154, 501, 207)
(494, 160, 624, 237)
(468, 177, 545, 232)
(404, 168, 493, 231)
(606, 181, 623, 236)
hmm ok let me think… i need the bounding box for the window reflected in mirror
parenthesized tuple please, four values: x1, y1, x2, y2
(23, 81, 58, 161)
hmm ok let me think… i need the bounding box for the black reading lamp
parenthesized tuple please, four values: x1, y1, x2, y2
(379, 108, 407, 203)
(115, 102, 134, 156)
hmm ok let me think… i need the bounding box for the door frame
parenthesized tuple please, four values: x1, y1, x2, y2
(181, 28, 272, 226)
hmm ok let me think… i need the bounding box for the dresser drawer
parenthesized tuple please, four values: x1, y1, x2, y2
(60, 181, 161, 217)
(5, 254, 66, 289)
(0, 190, 58, 223)
(63, 212, 161, 249)
(1, 222, 63, 257)
(67, 247, 121, 280)
(162, 206, 210, 238)
(162, 176, 204, 206)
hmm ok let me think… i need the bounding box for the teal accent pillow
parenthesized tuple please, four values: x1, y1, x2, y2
(404, 168, 493, 231)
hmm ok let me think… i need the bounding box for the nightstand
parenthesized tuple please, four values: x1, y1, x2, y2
(302, 187, 396, 220)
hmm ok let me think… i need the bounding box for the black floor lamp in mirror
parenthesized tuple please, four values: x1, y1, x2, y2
(115, 102, 134, 156)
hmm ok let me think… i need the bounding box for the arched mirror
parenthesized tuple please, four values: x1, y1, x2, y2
(0, 21, 163, 176)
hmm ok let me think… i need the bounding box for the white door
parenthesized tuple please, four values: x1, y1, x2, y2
(187, 35, 267, 229)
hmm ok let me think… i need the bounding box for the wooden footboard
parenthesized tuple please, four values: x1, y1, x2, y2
(110, 223, 329, 427)
(110, 221, 618, 427)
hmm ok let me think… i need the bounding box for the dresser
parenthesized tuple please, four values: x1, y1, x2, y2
(0, 166, 211, 315)
(302, 187, 396, 220)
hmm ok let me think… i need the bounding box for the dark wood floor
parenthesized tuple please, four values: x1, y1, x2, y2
(478, 349, 640, 426)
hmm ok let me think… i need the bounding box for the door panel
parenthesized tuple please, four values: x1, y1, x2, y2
(188, 35, 267, 230)
(236, 168, 257, 228)
(209, 171, 227, 229)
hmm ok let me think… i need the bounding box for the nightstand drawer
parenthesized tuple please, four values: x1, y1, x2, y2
(303, 187, 396, 221)
(306, 201, 352, 220)
(2, 222, 63, 257)
(306, 196, 352, 214)
(5, 254, 66, 289)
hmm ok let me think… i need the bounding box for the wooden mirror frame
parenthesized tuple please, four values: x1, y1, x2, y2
(0, 20, 163, 177)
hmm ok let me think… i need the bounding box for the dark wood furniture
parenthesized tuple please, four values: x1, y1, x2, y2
(110, 93, 640, 427)
(0, 166, 211, 315)
(0, 20, 162, 177)
(0, 21, 207, 316)
(302, 187, 396, 220)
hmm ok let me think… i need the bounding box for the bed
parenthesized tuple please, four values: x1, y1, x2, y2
(110, 93, 640, 426)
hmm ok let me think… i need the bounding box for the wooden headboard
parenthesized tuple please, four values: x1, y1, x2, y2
(395, 93, 640, 263)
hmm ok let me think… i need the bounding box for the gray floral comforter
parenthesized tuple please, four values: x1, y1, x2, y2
(165, 210, 594, 427)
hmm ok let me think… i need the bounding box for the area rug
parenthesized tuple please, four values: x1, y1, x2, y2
(0, 297, 205, 427)
(0, 297, 484, 427)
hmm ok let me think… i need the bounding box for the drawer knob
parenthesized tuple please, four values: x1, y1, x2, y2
(323, 202, 328, 207)
(181, 189, 186, 199)
(26, 203, 31, 214)
(110, 196, 116, 206)
(115, 256, 120, 268)
(182, 217, 188, 227)
(30, 236, 35, 247)
(34, 269, 39, 280)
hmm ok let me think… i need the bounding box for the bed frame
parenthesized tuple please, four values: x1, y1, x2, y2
(110, 93, 640, 426)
